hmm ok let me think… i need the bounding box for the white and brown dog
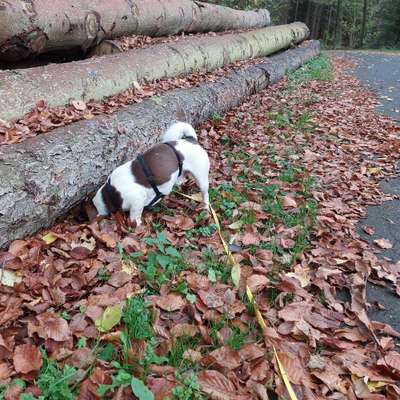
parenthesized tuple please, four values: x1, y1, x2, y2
(93, 122, 210, 225)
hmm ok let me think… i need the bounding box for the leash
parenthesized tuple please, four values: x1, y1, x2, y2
(176, 191, 298, 400)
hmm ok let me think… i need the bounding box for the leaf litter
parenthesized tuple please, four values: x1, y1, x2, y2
(0, 55, 400, 399)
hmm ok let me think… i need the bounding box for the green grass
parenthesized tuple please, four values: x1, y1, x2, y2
(267, 109, 314, 133)
(226, 326, 248, 350)
(123, 296, 153, 341)
(171, 373, 205, 400)
(209, 183, 247, 219)
(119, 232, 189, 290)
(35, 353, 77, 400)
(197, 248, 231, 284)
(208, 316, 251, 350)
(288, 54, 333, 82)
(185, 224, 217, 239)
(168, 336, 201, 369)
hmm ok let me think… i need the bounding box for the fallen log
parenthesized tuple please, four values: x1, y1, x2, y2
(0, 40, 320, 249)
(0, 0, 270, 62)
(0, 22, 308, 123)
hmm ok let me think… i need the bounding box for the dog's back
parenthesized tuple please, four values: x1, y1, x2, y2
(161, 121, 198, 143)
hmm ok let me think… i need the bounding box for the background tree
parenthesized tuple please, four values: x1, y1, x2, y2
(206, 0, 400, 49)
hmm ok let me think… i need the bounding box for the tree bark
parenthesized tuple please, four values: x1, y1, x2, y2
(0, 41, 320, 249)
(0, 22, 310, 123)
(0, 0, 271, 62)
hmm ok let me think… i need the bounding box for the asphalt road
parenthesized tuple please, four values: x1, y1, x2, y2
(335, 51, 400, 331)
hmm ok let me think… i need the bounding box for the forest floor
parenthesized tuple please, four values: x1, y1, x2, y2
(1, 53, 400, 399)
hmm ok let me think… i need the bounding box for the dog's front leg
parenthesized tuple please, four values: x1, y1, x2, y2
(129, 206, 143, 227)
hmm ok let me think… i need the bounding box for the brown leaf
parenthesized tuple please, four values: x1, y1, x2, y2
(239, 344, 265, 361)
(363, 225, 375, 235)
(155, 294, 186, 312)
(208, 346, 241, 370)
(147, 377, 175, 400)
(162, 215, 195, 230)
(68, 348, 95, 369)
(108, 271, 132, 288)
(70, 246, 92, 260)
(282, 195, 298, 208)
(35, 312, 71, 341)
(379, 352, 400, 372)
(71, 100, 87, 111)
(246, 275, 269, 293)
(198, 289, 224, 309)
(255, 249, 273, 267)
(374, 238, 393, 249)
(275, 351, 310, 386)
(241, 231, 260, 246)
(13, 344, 42, 374)
(170, 323, 199, 338)
(0, 362, 13, 380)
(198, 370, 247, 400)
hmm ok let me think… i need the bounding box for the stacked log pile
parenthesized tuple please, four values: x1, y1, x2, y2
(0, 0, 320, 247)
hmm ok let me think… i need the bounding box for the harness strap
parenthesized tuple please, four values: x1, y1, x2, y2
(139, 142, 183, 210)
(164, 142, 183, 177)
(137, 155, 164, 209)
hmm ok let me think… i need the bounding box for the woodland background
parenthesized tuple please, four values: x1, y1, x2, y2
(207, 0, 400, 49)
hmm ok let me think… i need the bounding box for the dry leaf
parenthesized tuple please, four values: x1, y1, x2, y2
(374, 238, 393, 249)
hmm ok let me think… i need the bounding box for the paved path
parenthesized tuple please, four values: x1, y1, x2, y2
(333, 51, 400, 331)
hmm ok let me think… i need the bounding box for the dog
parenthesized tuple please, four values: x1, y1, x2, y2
(93, 122, 210, 226)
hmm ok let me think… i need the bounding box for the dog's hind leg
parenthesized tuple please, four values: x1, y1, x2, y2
(191, 165, 210, 211)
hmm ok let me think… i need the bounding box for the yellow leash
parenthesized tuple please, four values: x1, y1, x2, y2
(176, 192, 298, 400)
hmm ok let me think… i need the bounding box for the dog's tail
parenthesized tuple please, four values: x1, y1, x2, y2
(161, 121, 198, 143)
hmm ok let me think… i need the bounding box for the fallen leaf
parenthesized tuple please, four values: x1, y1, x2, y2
(35, 312, 71, 341)
(155, 294, 186, 312)
(363, 225, 375, 235)
(71, 100, 87, 111)
(374, 238, 393, 249)
(13, 344, 42, 374)
(198, 370, 246, 400)
(95, 305, 122, 332)
(282, 195, 298, 208)
(231, 264, 241, 288)
(42, 232, 58, 245)
(208, 346, 241, 370)
(246, 274, 269, 293)
(131, 376, 154, 400)
(0, 269, 22, 287)
(227, 221, 243, 230)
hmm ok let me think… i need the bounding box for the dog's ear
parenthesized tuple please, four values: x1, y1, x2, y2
(175, 105, 186, 122)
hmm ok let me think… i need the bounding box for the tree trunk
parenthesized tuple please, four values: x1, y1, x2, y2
(0, 0, 271, 62)
(311, 4, 321, 39)
(315, 4, 323, 40)
(294, 0, 300, 21)
(305, 0, 313, 28)
(0, 41, 320, 249)
(326, 5, 333, 45)
(334, 0, 343, 48)
(359, 0, 368, 48)
(0, 22, 310, 123)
